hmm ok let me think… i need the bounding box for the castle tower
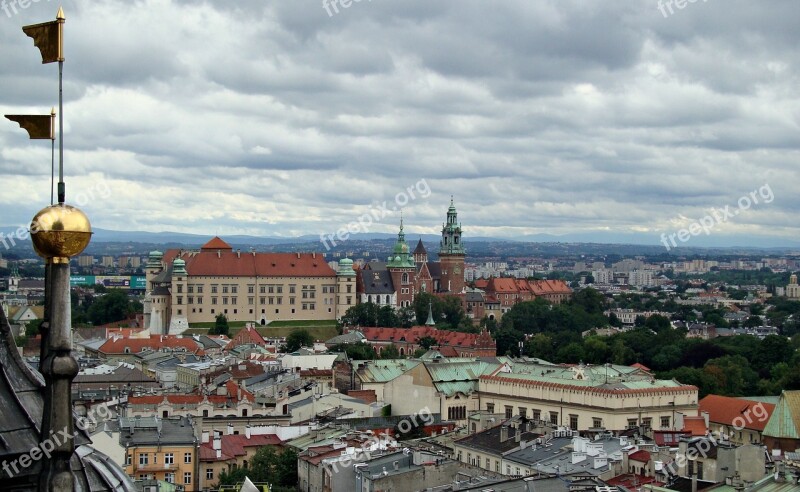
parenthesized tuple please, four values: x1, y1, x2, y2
(387, 217, 416, 308)
(438, 197, 465, 294)
(143, 250, 162, 331)
(168, 257, 189, 334)
(336, 258, 357, 319)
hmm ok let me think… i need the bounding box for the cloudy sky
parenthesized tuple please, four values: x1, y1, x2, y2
(1, 0, 798, 246)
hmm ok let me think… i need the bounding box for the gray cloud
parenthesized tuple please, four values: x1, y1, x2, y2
(0, 0, 798, 245)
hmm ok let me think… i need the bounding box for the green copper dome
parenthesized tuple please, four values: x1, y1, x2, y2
(387, 216, 415, 268)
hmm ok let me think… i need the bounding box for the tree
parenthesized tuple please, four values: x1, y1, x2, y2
(416, 335, 438, 350)
(285, 329, 314, 352)
(744, 316, 762, 328)
(523, 333, 554, 361)
(329, 342, 377, 360)
(210, 314, 230, 336)
(380, 344, 401, 359)
(86, 289, 140, 325)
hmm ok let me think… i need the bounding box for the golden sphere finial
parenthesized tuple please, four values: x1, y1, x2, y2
(30, 204, 92, 263)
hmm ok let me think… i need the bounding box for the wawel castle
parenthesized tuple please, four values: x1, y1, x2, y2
(144, 200, 569, 334)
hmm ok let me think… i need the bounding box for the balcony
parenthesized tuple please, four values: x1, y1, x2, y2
(132, 462, 179, 473)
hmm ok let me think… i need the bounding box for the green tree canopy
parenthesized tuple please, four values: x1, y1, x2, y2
(285, 329, 314, 352)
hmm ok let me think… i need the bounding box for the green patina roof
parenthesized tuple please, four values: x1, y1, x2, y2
(763, 390, 800, 439)
(490, 362, 686, 390)
(355, 359, 421, 383)
(387, 219, 415, 268)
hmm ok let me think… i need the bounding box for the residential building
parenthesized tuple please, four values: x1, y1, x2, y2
(699, 394, 775, 445)
(119, 416, 199, 489)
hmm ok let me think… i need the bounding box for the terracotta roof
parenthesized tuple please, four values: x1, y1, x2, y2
(361, 326, 495, 349)
(629, 450, 651, 462)
(199, 433, 282, 462)
(128, 380, 255, 406)
(201, 236, 233, 251)
(224, 326, 267, 351)
(699, 395, 775, 431)
(163, 249, 335, 278)
(631, 363, 651, 372)
(683, 416, 708, 436)
(97, 335, 204, 355)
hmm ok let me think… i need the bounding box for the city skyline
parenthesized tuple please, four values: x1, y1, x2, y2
(1, 1, 798, 247)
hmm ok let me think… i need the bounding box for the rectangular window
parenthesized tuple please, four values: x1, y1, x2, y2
(593, 417, 603, 429)
(550, 412, 558, 425)
(197, 296, 203, 304)
(519, 407, 527, 419)
(661, 416, 670, 428)
(231, 286, 238, 294)
(223, 297, 228, 305)
(139, 453, 148, 465)
(188, 285, 194, 293)
(211, 285, 218, 293)
(184, 452, 192, 464)
(505, 406, 513, 419)
(212, 297, 218, 305)
(486, 403, 494, 413)
(569, 414, 578, 430)
(231, 297, 237, 304)
(222, 286, 229, 294)
(164, 453, 174, 465)
(184, 472, 192, 485)
(248, 297, 254, 305)
(177, 284, 183, 293)
(248, 285, 254, 294)
(277, 297, 282, 304)
(289, 285, 296, 294)
(268, 285, 275, 294)
(628, 418, 638, 428)
(642, 417, 652, 430)
(188, 297, 194, 304)
(197, 285, 204, 293)
(532, 410, 541, 422)
(165, 472, 174, 483)
(269, 297, 274, 305)
(206, 469, 214, 480)
(260, 297, 266, 304)
(290, 297, 295, 305)
(310, 303, 315, 310)
(260, 286, 266, 294)
(177, 296, 182, 305)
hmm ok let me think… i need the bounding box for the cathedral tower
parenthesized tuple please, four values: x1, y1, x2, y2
(438, 197, 465, 294)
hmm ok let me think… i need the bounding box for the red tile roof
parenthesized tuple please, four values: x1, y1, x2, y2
(97, 335, 204, 355)
(225, 326, 267, 351)
(128, 380, 255, 406)
(631, 363, 651, 372)
(361, 326, 495, 349)
(201, 236, 233, 251)
(629, 450, 651, 462)
(163, 249, 335, 278)
(683, 416, 708, 436)
(699, 395, 775, 431)
(199, 433, 282, 462)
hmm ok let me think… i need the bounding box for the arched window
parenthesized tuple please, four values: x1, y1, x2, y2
(402, 273, 409, 284)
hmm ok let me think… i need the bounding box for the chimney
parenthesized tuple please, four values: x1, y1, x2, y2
(515, 426, 521, 443)
(500, 426, 509, 442)
(692, 472, 698, 492)
(246, 425, 251, 439)
(213, 433, 221, 450)
(227, 423, 234, 435)
(201, 430, 210, 443)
